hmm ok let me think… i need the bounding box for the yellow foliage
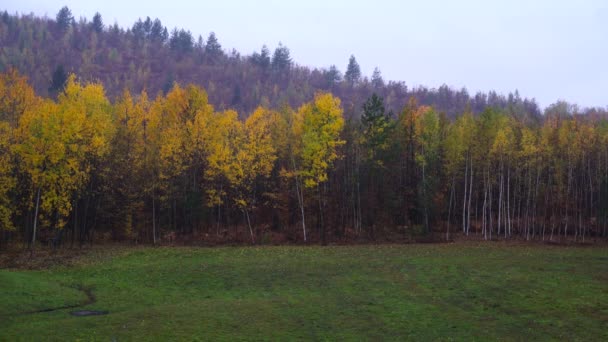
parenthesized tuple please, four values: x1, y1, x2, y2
(0, 122, 16, 231)
(295, 93, 345, 189)
(15, 75, 114, 229)
(0, 69, 38, 231)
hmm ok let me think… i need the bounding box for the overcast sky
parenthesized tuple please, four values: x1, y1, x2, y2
(4, 0, 607, 108)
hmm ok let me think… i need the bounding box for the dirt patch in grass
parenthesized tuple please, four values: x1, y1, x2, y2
(0, 244, 133, 270)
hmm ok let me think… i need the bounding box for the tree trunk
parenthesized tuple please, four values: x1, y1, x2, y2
(467, 156, 473, 235)
(292, 157, 307, 242)
(482, 175, 487, 240)
(216, 183, 222, 236)
(30, 187, 41, 256)
(462, 157, 468, 234)
(245, 209, 254, 244)
(318, 183, 326, 245)
(447, 177, 455, 241)
(507, 166, 511, 237)
(422, 159, 429, 234)
(152, 189, 157, 246)
(498, 158, 503, 238)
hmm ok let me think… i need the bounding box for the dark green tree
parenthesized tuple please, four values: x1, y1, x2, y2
(150, 19, 167, 43)
(271, 43, 292, 72)
(143, 17, 152, 34)
(251, 45, 271, 69)
(371, 67, 384, 89)
(169, 29, 194, 54)
(56, 6, 74, 32)
(325, 65, 342, 87)
(344, 55, 361, 85)
(362, 94, 392, 158)
(132, 19, 146, 41)
(361, 94, 394, 231)
(48, 65, 67, 96)
(92, 12, 103, 33)
(205, 32, 223, 60)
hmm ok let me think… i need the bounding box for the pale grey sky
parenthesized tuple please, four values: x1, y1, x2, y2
(4, 0, 608, 108)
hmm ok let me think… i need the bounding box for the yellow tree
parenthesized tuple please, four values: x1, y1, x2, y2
(576, 121, 596, 241)
(0, 70, 37, 235)
(490, 116, 516, 237)
(201, 109, 242, 234)
(539, 117, 559, 239)
(145, 83, 213, 242)
(229, 107, 278, 243)
(413, 106, 441, 233)
(105, 90, 149, 239)
(444, 109, 476, 238)
(596, 121, 608, 237)
(557, 118, 582, 237)
(15, 75, 113, 251)
(16, 99, 74, 249)
(0, 121, 16, 233)
(519, 126, 541, 239)
(293, 93, 344, 243)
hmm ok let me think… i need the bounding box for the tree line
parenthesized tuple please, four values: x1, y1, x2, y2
(0, 70, 607, 249)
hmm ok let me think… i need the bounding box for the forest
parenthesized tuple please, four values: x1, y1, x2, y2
(1, 67, 608, 249)
(1, 7, 608, 249)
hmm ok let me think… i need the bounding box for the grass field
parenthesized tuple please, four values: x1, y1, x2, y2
(1, 242, 607, 341)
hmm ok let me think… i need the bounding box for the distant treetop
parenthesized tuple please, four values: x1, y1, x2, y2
(205, 32, 223, 59)
(272, 43, 292, 72)
(345, 55, 361, 85)
(56, 6, 74, 32)
(92, 12, 103, 33)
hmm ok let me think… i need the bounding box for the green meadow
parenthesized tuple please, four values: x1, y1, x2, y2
(1, 243, 606, 341)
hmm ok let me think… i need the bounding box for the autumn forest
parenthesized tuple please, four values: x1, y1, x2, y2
(1, 4, 608, 340)
(1, 8, 608, 249)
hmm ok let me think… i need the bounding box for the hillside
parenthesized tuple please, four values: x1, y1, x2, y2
(0, 7, 543, 121)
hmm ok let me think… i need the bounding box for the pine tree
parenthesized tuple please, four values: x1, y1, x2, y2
(272, 43, 292, 72)
(56, 6, 74, 32)
(205, 32, 223, 61)
(371, 67, 384, 89)
(49, 65, 68, 97)
(325, 65, 342, 87)
(344, 55, 361, 85)
(92, 12, 104, 33)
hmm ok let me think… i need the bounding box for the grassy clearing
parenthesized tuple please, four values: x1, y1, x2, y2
(0, 242, 606, 341)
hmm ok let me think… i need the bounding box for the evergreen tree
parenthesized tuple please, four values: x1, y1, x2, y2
(360, 94, 393, 231)
(271, 43, 292, 72)
(169, 29, 194, 54)
(371, 67, 384, 89)
(49, 65, 68, 96)
(205, 32, 223, 60)
(92, 12, 103, 33)
(150, 18, 166, 43)
(132, 19, 146, 41)
(345, 55, 361, 85)
(143, 17, 153, 34)
(362, 94, 392, 163)
(56, 6, 74, 32)
(325, 65, 342, 87)
(251, 45, 271, 69)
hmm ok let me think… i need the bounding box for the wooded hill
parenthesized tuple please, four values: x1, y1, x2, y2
(0, 7, 549, 121)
